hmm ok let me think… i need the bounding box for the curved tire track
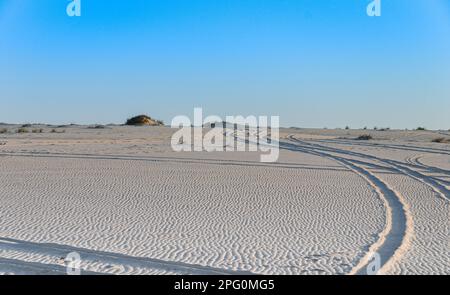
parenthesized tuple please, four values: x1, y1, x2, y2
(289, 138, 450, 202)
(282, 136, 414, 275)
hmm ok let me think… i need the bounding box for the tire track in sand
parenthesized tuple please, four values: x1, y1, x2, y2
(287, 138, 450, 202)
(0, 237, 254, 275)
(302, 140, 450, 202)
(282, 137, 414, 275)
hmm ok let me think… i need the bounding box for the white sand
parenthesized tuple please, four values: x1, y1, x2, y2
(0, 125, 448, 274)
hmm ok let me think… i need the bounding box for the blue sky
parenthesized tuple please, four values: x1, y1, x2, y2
(1, 0, 449, 129)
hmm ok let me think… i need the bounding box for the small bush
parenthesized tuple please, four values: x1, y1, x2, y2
(21, 124, 32, 128)
(0, 128, 7, 134)
(126, 115, 163, 126)
(345, 126, 350, 130)
(88, 125, 106, 129)
(416, 127, 426, 131)
(432, 137, 450, 143)
(356, 134, 373, 140)
(17, 128, 29, 133)
(51, 129, 65, 133)
(32, 128, 43, 133)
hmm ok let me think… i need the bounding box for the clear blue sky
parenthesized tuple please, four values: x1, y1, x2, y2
(1, 0, 449, 129)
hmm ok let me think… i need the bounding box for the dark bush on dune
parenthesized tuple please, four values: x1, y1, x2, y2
(88, 125, 106, 129)
(356, 134, 373, 140)
(432, 137, 450, 143)
(125, 115, 163, 126)
(17, 128, 29, 133)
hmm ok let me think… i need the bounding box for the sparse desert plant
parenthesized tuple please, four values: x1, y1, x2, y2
(363, 126, 367, 130)
(432, 137, 450, 143)
(88, 125, 106, 129)
(51, 129, 65, 133)
(416, 127, 426, 131)
(21, 124, 32, 128)
(32, 128, 43, 133)
(356, 134, 373, 140)
(345, 126, 350, 130)
(17, 128, 29, 133)
(374, 126, 378, 130)
(0, 128, 7, 134)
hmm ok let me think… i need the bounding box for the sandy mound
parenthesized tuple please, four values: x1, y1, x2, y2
(125, 115, 163, 126)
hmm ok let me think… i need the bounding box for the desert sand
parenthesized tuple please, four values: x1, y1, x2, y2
(0, 125, 448, 275)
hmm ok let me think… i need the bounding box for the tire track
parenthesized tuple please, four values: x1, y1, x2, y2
(0, 237, 254, 275)
(282, 136, 414, 275)
(314, 138, 450, 156)
(289, 138, 450, 202)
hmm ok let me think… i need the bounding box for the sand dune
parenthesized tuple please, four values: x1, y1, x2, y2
(0, 126, 448, 274)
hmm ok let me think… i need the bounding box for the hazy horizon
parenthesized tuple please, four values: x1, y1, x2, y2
(1, 0, 449, 130)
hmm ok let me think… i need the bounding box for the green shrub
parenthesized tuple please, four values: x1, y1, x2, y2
(125, 115, 163, 126)
(88, 125, 106, 129)
(17, 128, 29, 133)
(356, 134, 373, 140)
(432, 137, 450, 143)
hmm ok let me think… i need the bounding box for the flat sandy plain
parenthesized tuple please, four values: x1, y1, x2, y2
(0, 125, 449, 275)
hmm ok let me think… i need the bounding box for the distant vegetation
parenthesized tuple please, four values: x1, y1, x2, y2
(432, 137, 450, 143)
(125, 115, 164, 126)
(0, 128, 7, 134)
(416, 127, 427, 131)
(32, 128, 43, 133)
(17, 128, 29, 133)
(356, 134, 373, 140)
(88, 125, 106, 129)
